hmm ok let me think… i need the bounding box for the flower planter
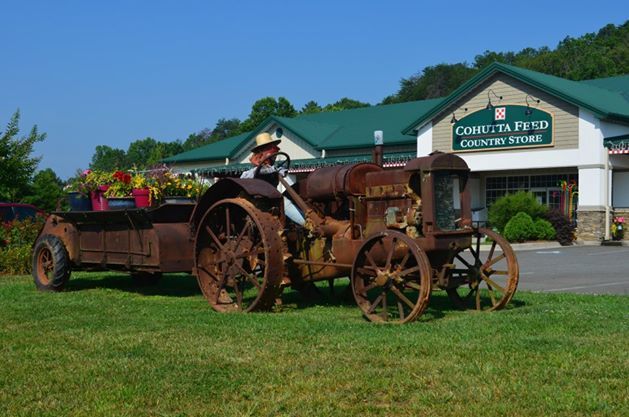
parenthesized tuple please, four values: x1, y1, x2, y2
(106, 197, 136, 210)
(132, 188, 151, 208)
(67, 192, 92, 211)
(164, 196, 196, 204)
(90, 185, 110, 211)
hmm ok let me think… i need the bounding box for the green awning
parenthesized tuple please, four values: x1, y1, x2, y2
(604, 134, 629, 154)
(193, 152, 416, 177)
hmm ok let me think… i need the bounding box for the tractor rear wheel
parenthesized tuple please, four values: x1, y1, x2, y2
(194, 198, 283, 312)
(351, 231, 432, 323)
(447, 228, 519, 311)
(32, 235, 71, 291)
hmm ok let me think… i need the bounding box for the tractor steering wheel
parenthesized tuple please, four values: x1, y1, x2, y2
(253, 152, 291, 179)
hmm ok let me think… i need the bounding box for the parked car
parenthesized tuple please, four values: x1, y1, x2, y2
(0, 203, 46, 223)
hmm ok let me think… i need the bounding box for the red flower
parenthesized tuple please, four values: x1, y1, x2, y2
(112, 171, 131, 184)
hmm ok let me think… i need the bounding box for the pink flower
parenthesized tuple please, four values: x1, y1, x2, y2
(82, 169, 92, 176)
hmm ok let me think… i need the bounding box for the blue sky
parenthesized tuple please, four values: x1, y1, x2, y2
(1, 0, 627, 179)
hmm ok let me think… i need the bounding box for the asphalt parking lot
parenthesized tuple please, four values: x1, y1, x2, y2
(513, 245, 629, 295)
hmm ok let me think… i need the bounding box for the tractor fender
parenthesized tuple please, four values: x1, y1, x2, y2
(189, 178, 283, 234)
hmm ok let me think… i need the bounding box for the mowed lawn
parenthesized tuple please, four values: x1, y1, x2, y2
(0, 272, 627, 417)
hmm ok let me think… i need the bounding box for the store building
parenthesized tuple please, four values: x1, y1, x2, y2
(164, 63, 629, 242)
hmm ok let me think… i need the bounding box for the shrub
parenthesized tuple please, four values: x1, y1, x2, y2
(544, 210, 575, 246)
(0, 245, 32, 275)
(533, 218, 556, 240)
(503, 212, 535, 242)
(0, 218, 44, 275)
(488, 192, 547, 232)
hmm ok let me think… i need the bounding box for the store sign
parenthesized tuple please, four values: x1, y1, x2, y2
(452, 105, 553, 152)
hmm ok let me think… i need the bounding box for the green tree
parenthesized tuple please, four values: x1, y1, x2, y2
(323, 97, 370, 112)
(127, 137, 159, 167)
(300, 100, 322, 114)
(89, 145, 128, 171)
(0, 110, 45, 201)
(147, 141, 184, 166)
(210, 118, 241, 141)
(384, 63, 477, 104)
(23, 168, 65, 211)
(182, 118, 242, 151)
(238, 97, 297, 133)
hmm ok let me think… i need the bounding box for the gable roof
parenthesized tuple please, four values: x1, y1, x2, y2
(402, 62, 629, 134)
(255, 98, 444, 150)
(300, 98, 443, 150)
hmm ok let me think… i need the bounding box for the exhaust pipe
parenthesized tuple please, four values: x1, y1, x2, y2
(372, 130, 383, 167)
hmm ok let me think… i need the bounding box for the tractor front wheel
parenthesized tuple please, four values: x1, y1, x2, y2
(351, 231, 432, 323)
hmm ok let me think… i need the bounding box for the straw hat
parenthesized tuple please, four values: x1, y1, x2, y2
(251, 132, 281, 153)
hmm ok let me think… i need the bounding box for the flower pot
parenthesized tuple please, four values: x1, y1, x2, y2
(106, 197, 136, 210)
(132, 188, 151, 208)
(164, 196, 196, 204)
(90, 185, 110, 211)
(67, 192, 92, 211)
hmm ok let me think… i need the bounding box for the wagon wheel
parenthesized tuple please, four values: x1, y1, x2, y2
(447, 228, 519, 311)
(32, 235, 71, 291)
(351, 230, 432, 324)
(194, 198, 283, 313)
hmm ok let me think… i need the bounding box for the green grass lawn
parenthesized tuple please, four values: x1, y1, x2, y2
(0, 272, 627, 417)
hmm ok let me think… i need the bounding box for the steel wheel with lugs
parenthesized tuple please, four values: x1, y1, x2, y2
(194, 198, 283, 313)
(447, 228, 519, 311)
(351, 231, 432, 323)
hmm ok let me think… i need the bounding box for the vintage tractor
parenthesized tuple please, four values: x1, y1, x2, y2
(32, 151, 519, 323)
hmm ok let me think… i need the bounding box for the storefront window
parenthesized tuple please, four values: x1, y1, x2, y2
(486, 174, 578, 208)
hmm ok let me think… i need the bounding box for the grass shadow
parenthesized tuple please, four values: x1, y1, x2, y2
(279, 278, 527, 321)
(67, 273, 201, 298)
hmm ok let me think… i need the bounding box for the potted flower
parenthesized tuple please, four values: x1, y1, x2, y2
(85, 170, 112, 211)
(160, 171, 203, 204)
(104, 170, 135, 209)
(611, 216, 625, 241)
(130, 172, 159, 208)
(65, 170, 93, 211)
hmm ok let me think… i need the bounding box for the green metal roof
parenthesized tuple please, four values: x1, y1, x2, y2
(298, 99, 443, 150)
(162, 131, 251, 163)
(402, 62, 629, 134)
(581, 75, 629, 96)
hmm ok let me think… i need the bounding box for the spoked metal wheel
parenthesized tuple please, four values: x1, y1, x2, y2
(447, 228, 519, 311)
(194, 198, 283, 312)
(351, 231, 432, 324)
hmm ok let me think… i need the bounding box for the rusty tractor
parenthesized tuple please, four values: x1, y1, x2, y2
(32, 151, 519, 323)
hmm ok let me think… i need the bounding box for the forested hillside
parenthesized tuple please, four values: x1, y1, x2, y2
(382, 21, 629, 103)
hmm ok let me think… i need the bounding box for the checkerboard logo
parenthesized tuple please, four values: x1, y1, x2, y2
(495, 107, 506, 120)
